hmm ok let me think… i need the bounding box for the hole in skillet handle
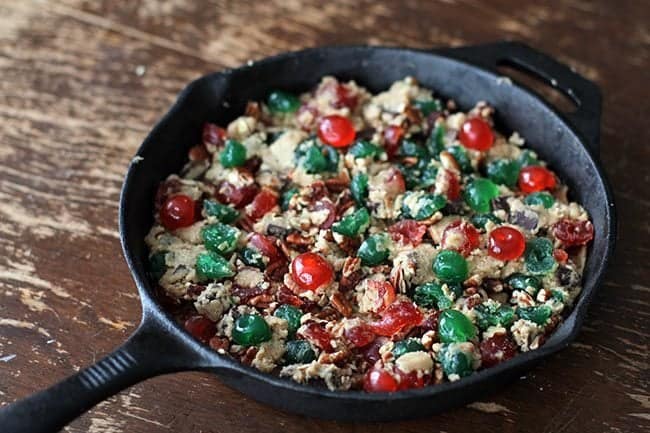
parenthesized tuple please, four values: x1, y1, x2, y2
(437, 41, 602, 156)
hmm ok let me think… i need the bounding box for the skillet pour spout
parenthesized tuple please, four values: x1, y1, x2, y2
(0, 41, 616, 431)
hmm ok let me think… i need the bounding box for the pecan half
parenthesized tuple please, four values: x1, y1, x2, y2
(330, 292, 353, 317)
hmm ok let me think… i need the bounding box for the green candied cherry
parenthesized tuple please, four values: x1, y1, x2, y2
(267, 90, 300, 113)
(148, 251, 167, 281)
(348, 140, 382, 159)
(392, 338, 425, 359)
(447, 145, 473, 173)
(518, 149, 539, 167)
(551, 289, 567, 302)
(463, 178, 499, 213)
(357, 233, 391, 266)
(203, 199, 239, 224)
(240, 247, 265, 269)
(470, 213, 502, 230)
(426, 123, 446, 157)
(474, 302, 516, 330)
(524, 237, 557, 275)
(486, 159, 521, 187)
(280, 186, 299, 211)
(517, 305, 552, 325)
(350, 172, 369, 205)
(201, 223, 240, 255)
(438, 343, 475, 378)
(232, 314, 272, 346)
(220, 139, 247, 168)
(413, 98, 442, 116)
(438, 309, 476, 343)
(419, 164, 439, 188)
(434, 250, 468, 284)
(284, 340, 316, 364)
(294, 139, 339, 174)
(401, 192, 447, 221)
(332, 207, 370, 237)
(196, 251, 234, 280)
(399, 139, 430, 159)
(413, 281, 453, 309)
(274, 304, 303, 337)
(507, 273, 542, 294)
(524, 192, 555, 209)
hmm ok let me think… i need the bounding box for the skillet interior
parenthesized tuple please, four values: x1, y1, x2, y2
(119, 45, 615, 420)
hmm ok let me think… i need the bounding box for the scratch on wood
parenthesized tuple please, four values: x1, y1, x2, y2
(467, 401, 513, 414)
(0, 318, 51, 337)
(98, 317, 135, 332)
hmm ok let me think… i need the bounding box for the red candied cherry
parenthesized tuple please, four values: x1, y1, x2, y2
(459, 117, 494, 151)
(488, 226, 526, 261)
(370, 301, 423, 336)
(388, 219, 427, 246)
(184, 315, 216, 344)
(245, 188, 278, 221)
(317, 115, 356, 148)
(518, 166, 557, 193)
(479, 333, 517, 368)
(384, 125, 405, 159)
(290, 252, 334, 292)
(552, 219, 594, 247)
(364, 368, 398, 393)
(442, 169, 462, 201)
(345, 323, 376, 348)
(441, 220, 480, 257)
(160, 194, 196, 230)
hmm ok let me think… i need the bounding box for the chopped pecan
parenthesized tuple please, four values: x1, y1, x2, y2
(286, 232, 313, 246)
(330, 292, 353, 317)
(243, 155, 262, 174)
(318, 348, 351, 366)
(307, 181, 329, 201)
(401, 156, 419, 167)
(240, 346, 259, 365)
(209, 336, 230, 352)
(236, 215, 255, 232)
(439, 150, 461, 173)
(339, 269, 364, 292)
(482, 278, 504, 293)
(245, 101, 261, 119)
(336, 236, 361, 256)
(186, 283, 207, 298)
(404, 105, 422, 126)
(188, 143, 209, 162)
(312, 306, 341, 322)
(276, 284, 303, 307)
(249, 293, 274, 308)
(265, 260, 288, 282)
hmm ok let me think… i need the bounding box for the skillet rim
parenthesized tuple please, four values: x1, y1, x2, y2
(118, 43, 617, 401)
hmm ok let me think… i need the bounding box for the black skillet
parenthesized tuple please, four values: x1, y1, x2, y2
(0, 41, 616, 432)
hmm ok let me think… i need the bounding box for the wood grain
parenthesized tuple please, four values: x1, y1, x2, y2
(0, 1, 648, 432)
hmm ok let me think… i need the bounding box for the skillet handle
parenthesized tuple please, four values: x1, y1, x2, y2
(0, 315, 207, 433)
(438, 41, 602, 154)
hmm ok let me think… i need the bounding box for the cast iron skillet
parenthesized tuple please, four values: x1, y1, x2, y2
(0, 41, 616, 432)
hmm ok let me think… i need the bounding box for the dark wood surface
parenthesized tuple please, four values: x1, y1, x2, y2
(0, 1, 648, 432)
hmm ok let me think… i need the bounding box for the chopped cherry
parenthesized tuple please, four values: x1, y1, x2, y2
(311, 199, 336, 229)
(384, 125, 404, 159)
(202, 123, 227, 148)
(384, 167, 406, 196)
(458, 117, 494, 151)
(245, 188, 278, 221)
(184, 315, 216, 344)
(396, 368, 429, 390)
(248, 233, 282, 264)
(368, 280, 396, 311)
(441, 220, 480, 257)
(388, 220, 427, 246)
(487, 226, 526, 261)
(300, 321, 334, 352)
(363, 368, 398, 393)
(518, 166, 556, 193)
(442, 169, 462, 201)
(160, 194, 196, 230)
(370, 301, 423, 336)
(217, 181, 259, 208)
(291, 252, 334, 292)
(553, 248, 569, 264)
(479, 333, 517, 368)
(317, 115, 356, 148)
(345, 323, 376, 348)
(552, 219, 594, 247)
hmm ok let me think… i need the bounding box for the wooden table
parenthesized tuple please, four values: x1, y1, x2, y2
(0, 1, 648, 432)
